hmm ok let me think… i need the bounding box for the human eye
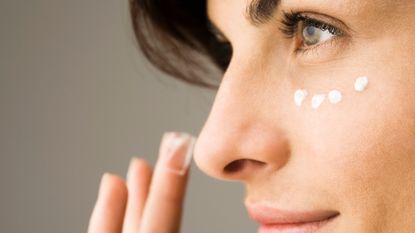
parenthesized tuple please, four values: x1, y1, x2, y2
(279, 11, 346, 55)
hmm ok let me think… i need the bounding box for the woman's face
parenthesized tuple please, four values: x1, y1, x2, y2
(193, 0, 415, 232)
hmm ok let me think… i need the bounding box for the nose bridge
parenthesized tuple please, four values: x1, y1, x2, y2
(193, 65, 291, 181)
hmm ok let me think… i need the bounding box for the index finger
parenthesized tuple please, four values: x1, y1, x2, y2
(139, 132, 196, 233)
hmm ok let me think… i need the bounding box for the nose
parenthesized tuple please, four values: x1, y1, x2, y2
(193, 66, 291, 182)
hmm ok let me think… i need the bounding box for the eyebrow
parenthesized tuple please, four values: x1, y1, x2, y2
(207, 0, 281, 40)
(245, 0, 280, 26)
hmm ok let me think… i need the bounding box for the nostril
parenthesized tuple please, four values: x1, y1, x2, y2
(224, 159, 245, 173)
(223, 159, 266, 174)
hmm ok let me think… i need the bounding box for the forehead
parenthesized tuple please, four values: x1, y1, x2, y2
(207, 0, 392, 23)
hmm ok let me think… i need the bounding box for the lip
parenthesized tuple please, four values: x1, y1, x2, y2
(246, 204, 340, 233)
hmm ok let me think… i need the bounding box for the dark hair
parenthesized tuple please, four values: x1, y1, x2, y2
(129, 0, 232, 89)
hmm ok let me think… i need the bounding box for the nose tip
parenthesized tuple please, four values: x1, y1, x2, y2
(192, 60, 291, 182)
(193, 121, 291, 182)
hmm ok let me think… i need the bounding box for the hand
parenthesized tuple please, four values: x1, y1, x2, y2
(87, 132, 196, 233)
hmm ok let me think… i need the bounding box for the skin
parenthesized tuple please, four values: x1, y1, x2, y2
(88, 133, 192, 233)
(87, 0, 415, 232)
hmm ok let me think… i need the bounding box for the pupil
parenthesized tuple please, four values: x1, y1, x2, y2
(306, 26, 316, 36)
(303, 25, 320, 46)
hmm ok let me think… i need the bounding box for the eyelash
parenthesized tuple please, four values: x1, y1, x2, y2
(280, 11, 344, 52)
(208, 12, 345, 70)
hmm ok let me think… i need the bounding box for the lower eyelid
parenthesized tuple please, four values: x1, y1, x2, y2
(295, 35, 345, 58)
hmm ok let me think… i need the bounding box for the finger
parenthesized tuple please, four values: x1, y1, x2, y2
(122, 158, 152, 233)
(139, 132, 196, 233)
(88, 173, 128, 233)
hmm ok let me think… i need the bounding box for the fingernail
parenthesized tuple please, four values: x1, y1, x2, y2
(159, 131, 196, 175)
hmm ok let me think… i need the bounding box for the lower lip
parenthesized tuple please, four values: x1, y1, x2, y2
(257, 215, 337, 233)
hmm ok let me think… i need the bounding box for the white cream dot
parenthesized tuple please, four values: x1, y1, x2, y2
(311, 94, 326, 109)
(354, 76, 369, 92)
(328, 90, 342, 104)
(294, 89, 308, 107)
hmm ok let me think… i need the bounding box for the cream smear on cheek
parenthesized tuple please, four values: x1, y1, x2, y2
(294, 89, 308, 107)
(293, 76, 369, 109)
(328, 90, 342, 104)
(355, 76, 369, 92)
(311, 94, 326, 109)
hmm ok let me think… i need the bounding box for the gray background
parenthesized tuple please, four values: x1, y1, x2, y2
(0, 0, 257, 232)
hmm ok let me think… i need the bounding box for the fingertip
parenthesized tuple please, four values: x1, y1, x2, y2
(99, 173, 128, 202)
(88, 173, 128, 233)
(135, 158, 153, 173)
(127, 157, 153, 181)
(130, 157, 151, 169)
(157, 132, 195, 176)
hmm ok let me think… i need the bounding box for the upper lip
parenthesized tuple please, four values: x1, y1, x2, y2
(246, 204, 340, 225)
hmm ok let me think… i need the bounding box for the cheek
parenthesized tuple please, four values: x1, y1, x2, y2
(299, 69, 415, 229)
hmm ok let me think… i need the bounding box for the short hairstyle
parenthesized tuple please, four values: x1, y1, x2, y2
(129, 0, 232, 89)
